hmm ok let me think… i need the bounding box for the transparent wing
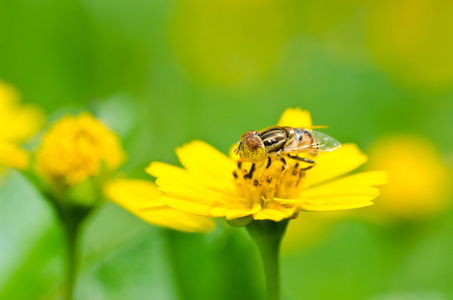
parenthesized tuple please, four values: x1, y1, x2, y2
(283, 129, 341, 154)
(311, 130, 341, 152)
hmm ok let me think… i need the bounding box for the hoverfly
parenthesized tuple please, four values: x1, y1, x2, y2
(234, 126, 340, 180)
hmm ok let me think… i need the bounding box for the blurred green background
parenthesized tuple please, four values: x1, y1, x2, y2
(1, 0, 453, 299)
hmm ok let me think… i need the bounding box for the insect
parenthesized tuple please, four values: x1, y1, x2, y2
(234, 126, 340, 180)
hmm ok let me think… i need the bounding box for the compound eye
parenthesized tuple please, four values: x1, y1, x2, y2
(240, 130, 257, 141)
(242, 134, 266, 163)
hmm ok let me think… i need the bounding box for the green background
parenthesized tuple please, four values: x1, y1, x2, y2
(1, 0, 453, 299)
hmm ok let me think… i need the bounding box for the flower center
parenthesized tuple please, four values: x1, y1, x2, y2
(232, 155, 310, 207)
(35, 113, 124, 187)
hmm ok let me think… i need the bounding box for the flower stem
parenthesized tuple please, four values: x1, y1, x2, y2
(51, 194, 90, 300)
(62, 214, 83, 300)
(246, 219, 289, 300)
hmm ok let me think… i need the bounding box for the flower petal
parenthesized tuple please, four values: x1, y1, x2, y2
(0, 142, 29, 170)
(253, 202, 298, 221)
(138, 207, 216, 233)
(299, 199, 374, 211)
(157, 177, 238, 206)
(148, 161, 235, 193)
(275, 175, 382, 210)
(0, 81, 44, 144)
(176, 140, 237, 182)
(299, 187, 381, 199)
(277, 107, 312, 128)
(311, 171, 388, 189)
(146, 161, 188, 179)
(253, 209, 288, 221)
(104, 179, 215, 233)
(161, 195, 217, 216)
(275, 171, 386, 207)
(104, 179, 162, 208)
(224, 203, 261, 220)
(305, 143, 368, 186)
(276, 192, 377, 211)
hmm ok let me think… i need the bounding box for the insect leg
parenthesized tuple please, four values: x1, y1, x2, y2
(259, 157, 273, 186)
(285, 155, 316, 187)
(288, 155, 317, 171)
(274, 157, 288, 190)
(280, 157, 288, 171)
(296, 170, 305, 187)
(292, 163, 299, 175)
(266, 156, 272, 169)
(244, 163, 256, 179)
(237, 161, 251, 176)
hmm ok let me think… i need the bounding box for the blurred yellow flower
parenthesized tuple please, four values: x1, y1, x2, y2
(366, 0, 453, 90)
(105, 179, 216, 233)
(35, 112, 125, 187)
(366, 135, 451, 220)
(0, 81, 44, 144)
(0, 81, 44, 172)
(146, 108, 387, 224)
(0, 143, 30, 175)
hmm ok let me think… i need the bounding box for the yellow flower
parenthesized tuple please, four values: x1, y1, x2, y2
(146, 108, 387, 224)
(366, 135, 451, 220)
(0, 81, 44, 144)
(35, 112, 125, 187)
(105, 179, 216, 233)
(0, 143, 29, 172)
(0, 81, 44, 171)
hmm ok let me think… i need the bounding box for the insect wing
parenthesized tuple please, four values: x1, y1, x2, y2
(311, 130, 341, 152)
(282, 129, 340, 154)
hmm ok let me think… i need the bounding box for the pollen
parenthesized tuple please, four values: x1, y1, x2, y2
(35, 112, 125, 187)
(233, 155, 311, 218)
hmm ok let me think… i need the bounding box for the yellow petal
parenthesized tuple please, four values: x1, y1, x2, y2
(148, 160, 235, 193)
(156, 176, 236, 198)
(146, 161, 188, 179)
(253, 203, 298, 221)
(300, 200, 374, 212)
(277, 107, 312, 128)
(176, 140, 237, 182)
(161, 195, 216, 216)
(305, 143, 368, 186)
(280, 195, 376, 211)
(156, 177, 237, 206)
(272, 198, 307, 205)
(209, 206, 229, 218)
(209, 203, 260, 219)
(104, 179, 215, 233)
(300, 187, 381, 199)
(104, 179, 162, 210)
(224, 203, 261, 220)
(138, 206, 215, 233)
(275, 184, 380, 210)
(5, 105, 44, 144)
(311, 171, 388, 189)
(0, 142, 29, 170)
(254, 209, 288, 221)
(0, 81, 44, 144)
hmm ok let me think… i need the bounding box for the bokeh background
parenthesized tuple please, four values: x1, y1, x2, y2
(1, 0, 453, 299)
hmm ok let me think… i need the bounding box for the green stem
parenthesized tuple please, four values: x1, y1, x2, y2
(62, 216, 81, 300)
(51, 194, 90, 300)
(246, 219, 289, 300)
(161, 229, 184, 300)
